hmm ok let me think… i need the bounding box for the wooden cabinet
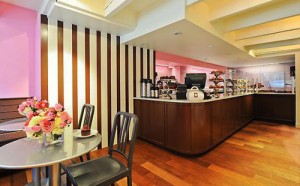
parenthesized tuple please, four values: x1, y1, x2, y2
(211, 101, 223, 143)
(255, 94, 295, 124)
(134, 99, 149, 140)
(165, 103, 191, 153)
(191, 103, 212, 153)
(164, 102, 212, 154)
(272, 95, 295, 123)
(134, 100, 165, 146)
(255, 94, 273, 120)
(134, 94, 293, 155)
(241, 95, 254, 126)
(148, 101, 165, 146)
(211, 95, 253, 146)
(134, 94, 254, 155)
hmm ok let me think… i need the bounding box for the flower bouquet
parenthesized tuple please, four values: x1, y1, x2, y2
(19, 97, 72, 145)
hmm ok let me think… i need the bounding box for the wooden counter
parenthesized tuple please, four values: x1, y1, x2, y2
(134, 94, 254, 155)
(255, 93, 295, 124)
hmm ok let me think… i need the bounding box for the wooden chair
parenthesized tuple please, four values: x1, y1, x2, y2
(64, 112, 138, 186)
(77, 104, 95, 162)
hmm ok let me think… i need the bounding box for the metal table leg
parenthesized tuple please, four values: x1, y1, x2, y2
(48, 163, 61, 186)
(32, 167, 41, 186)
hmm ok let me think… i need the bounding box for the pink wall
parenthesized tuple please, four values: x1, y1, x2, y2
(156, 51, 227, 71)
(156, 65, 172, 79)
(0, 2, 40, 98)
(156, 51, 227, 88)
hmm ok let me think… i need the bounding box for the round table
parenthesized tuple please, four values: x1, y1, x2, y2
(0, 128, 101, 186)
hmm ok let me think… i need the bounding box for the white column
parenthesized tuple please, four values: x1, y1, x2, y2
(295, 53, 300, 128)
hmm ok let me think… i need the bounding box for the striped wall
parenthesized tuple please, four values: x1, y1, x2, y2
(40, 15, 155, 148)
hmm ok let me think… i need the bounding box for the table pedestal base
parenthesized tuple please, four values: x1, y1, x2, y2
(27, 164, 61, 186)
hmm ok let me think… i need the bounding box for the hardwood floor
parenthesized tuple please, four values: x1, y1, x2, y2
(1, 120, 299, 186)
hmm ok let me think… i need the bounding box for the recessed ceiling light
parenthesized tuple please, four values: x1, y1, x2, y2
(208, 45, 213, 48)
(173, 31, 183, 35)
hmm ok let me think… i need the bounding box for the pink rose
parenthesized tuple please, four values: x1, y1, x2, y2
(60, 111, 69, 120)
(26, 99, 35, 107)
(41, 100, 48, 108)
(31, 125, 41, 132)
(26, 111, 34, 119)
(39, 119, 54, 133)
(61, 112, 72, 124)
(37, 100, 48, 109)
(48, 107, 56, 113)
(60, 122, 67, 128)
(54, 103, 64, 112)
(24, 119, 30, 127)
(67, 118, 73, 124)
(36, 101, 43, 109)
(47, 111, 56, 120)
(18, 103, 26, 113)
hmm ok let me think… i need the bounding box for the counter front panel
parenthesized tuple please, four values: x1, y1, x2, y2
(134, 94, 255, 155)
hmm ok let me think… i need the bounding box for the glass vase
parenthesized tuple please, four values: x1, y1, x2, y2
(42, 133, 64, 146)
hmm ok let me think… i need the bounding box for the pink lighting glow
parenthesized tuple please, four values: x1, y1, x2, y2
(0, 2, 40, 98)
(156, 51, 227, 84)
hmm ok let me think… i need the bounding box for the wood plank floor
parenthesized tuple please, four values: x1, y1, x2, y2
(0, 120, 299, 186)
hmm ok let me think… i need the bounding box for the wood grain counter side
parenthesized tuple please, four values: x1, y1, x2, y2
(134, 94, 254, 155)
(254, 94, 295, 124)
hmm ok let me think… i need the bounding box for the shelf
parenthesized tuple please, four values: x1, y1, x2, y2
(210, 71, 224, 77)
(210, 79, 224, 84)
(209, 71, 225, 98)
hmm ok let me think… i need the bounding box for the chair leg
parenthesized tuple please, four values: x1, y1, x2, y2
(79, 156, 84, 162)
(45, 166, 49, 177)
(127, 175, 132, 186)
(67, 176, 72, 186)
(86, 152, 90, 160)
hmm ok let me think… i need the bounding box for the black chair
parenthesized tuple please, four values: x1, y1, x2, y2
(60, 104, 95, 177)
(64, 112, 138, 186)
(78, 104, 95, 162)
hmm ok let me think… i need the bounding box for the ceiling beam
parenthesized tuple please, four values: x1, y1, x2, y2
(234, 15, 300, 40)
(238, 29, 300, 46)
(186, 0, 203, 6)
(104, 0, 133, 17)
(246, 39, 300, 50)
(224, 0, 300, 32)
(209, 0, 272, 22)
(249, 45, 300, 57)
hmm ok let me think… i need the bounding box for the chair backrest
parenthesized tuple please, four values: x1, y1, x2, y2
(78, 104, 95, 129)
(108, 112, 138, 169)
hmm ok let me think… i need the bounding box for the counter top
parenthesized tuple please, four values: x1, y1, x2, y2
(134, 92, 295, 103)
(256, 92, 295, 95)
(134, 93, 254, 103)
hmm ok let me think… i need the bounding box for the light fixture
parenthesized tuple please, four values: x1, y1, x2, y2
(208, 45, 213, 48)
(173, 31, 183, 36)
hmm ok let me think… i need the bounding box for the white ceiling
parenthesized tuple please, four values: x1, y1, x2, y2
(0, 0, 46, 12)
(124, 18, 294, 67)
(1, 0, 299, 67)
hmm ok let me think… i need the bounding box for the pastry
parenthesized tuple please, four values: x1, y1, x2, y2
(81, 125, 91, 136)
